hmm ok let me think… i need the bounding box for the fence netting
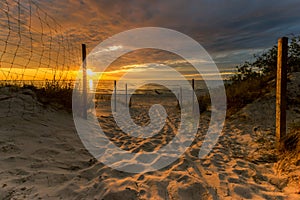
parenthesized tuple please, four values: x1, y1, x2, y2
(0, 0, 82, 118)
(0, 0, 81, 86)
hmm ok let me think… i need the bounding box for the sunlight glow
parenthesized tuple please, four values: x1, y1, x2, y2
(89, 79, 94, 91)
(87, 69, 95, 76)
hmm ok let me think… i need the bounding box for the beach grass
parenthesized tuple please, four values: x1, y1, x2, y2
(0, 80, 73, 111)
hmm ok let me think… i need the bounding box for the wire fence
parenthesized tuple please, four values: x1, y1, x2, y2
(0, 0, 216, 119)
(0, 0, 82, 118)
(0, 0, 81, 87)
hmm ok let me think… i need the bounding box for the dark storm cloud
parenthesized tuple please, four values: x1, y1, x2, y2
(39, 0, 300, 69)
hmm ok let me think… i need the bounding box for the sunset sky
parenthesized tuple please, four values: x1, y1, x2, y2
(1, 0, 300, 80)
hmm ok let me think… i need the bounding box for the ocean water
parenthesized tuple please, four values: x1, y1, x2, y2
(89, 79, 228, 95)
(2, 79, 229, 96)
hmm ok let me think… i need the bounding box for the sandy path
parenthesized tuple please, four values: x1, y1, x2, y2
(0, 74, 300, 199)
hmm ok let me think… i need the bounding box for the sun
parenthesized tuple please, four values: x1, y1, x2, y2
(87, 69, 94, 76)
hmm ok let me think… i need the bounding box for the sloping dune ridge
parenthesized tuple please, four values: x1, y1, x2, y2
(0, 73, 300, 199)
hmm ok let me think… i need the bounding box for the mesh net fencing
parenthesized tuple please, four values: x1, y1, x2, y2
(0, 0, 81, 87)
(0, 0, 82, 118)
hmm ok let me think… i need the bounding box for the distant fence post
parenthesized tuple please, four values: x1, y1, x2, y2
(125, 83, 128, 107)
(276, 37, 288, 150)
(180, 86, 183, 106)
(192, 79, 195, 113)
(177, 92, 180, 108)
(82, 44, 87, 119)
(114, 80, 117, 112)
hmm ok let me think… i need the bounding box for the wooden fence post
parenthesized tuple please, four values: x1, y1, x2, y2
(114, 80, 117, 112)
(276, 37, 288, 150)
(125, 83, 128, 107)
(192, 79, 195, 113)
(180, 86, 183, 106)
(82, 44, 87, 119)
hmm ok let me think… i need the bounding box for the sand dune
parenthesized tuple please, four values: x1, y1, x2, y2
(0, 74, 300, 199)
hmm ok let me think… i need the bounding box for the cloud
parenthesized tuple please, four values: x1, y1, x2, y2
(3, 0, 300, 76)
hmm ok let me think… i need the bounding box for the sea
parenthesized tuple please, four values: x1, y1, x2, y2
(2, 79, 230, 96)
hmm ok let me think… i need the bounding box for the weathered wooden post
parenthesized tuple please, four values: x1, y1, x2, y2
(276, 37, 288, 150)
(114, 80, 117, 112)
(192, 79, 195, 113)
(125, 83, 128, 107)
(180, 86, 183, 107)
(82, 44, 87, 119)
(177, 92, 180, 108)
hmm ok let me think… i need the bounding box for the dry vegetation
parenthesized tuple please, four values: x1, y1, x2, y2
(0, 81, 73, 111)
